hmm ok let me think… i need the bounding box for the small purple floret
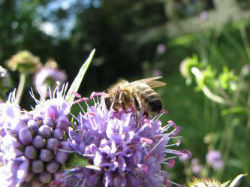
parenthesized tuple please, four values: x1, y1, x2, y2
(24, 145, 38, 159)
(55, 151, 69, 164)
(32, 135, 46, 149)
(18, 127, 33, 145)
(39, 171, 52, 183)
(46, 161, 60, 174)
(32, 160, 44, 173)
(40, 149, 54, 162)
(27, 120, 39, 133)
(53, 128, 64, 140)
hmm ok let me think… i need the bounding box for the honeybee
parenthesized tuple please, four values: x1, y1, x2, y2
(105, 76, 166, 115)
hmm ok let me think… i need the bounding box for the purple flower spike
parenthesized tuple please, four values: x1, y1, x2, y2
(54, 92, 182, 187)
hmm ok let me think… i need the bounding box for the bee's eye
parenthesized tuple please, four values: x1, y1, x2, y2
(148, 100, 162, 113)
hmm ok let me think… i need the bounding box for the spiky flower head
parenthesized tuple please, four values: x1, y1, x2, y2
(187, 178, 224, 187)
(7, 50, 41, 73)
(187, 174, 247, 187)
(53, 92, 182, 187)
(0, 89, 72, 187)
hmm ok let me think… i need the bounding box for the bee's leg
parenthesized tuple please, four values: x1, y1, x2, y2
(118, 92, 126, 111)
(104, 97, 112, 110)
(132, 94, 140, 111)
(143, 111, 149, 118)
(119, 91, 129, 112)
(135, 111, 141, 126)
(132, 94, 141, 125)
(105, 97, 119, 112)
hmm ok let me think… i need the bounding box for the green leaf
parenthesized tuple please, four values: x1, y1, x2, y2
(65, 49, 95, 106)
(168, 34, 196, 47)
(228, 174, 247, 187)
(222, 180, 230, 187)
(222, 107, 247, 116)
(64, 154, 88, 169)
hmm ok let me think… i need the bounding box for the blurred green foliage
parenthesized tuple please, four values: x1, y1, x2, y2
(0, 0, 249, 186)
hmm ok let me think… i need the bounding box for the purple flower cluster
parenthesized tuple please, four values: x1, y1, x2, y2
(0, 87, 182, 187)
(191, 158, 202, 174)
(206, 150, 224, 170)
(156, 44, 166, 54)
(33, 59, 67, 98)
(0, 91, 72, 187)
(54, 93, 182, 187)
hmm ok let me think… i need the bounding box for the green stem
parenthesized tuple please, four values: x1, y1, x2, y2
(247, 67, 250, 129)
(16, 73, 26, 104)
(191, 67, 228, 105)
(202, 86, 227, 105)
(224, 119, 234, 165)
(240, 26, 250, 63)
(219, 115, 234, 175)
(247, 79, 250, 176)
(223, 29, 249, 65)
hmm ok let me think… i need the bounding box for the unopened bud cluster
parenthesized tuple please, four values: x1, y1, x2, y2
(0, 94, 71, 187)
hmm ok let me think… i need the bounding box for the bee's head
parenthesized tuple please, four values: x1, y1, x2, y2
(148, 99, 162, 113)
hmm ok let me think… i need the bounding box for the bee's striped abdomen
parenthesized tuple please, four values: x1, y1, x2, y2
(135, 84, 163, 113)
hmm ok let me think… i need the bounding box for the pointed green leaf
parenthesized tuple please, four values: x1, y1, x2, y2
(222, 180, 230, 187)
(65, 49, 95, 106)
(229, 174, 247, 187)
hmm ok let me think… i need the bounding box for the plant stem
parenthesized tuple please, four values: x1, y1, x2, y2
(240, 26, 250, 63)
(247, 75, 250, 128)
(219, 115, 234, 175)
(16, 73, 26, 104)
(191, 67, 227, 104)
(201, 86, 227, 105)
(223, 29, 248, 65)
(247, 77, 250, 176)
(248, 108, 250, 176)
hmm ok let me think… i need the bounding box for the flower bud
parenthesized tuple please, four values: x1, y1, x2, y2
(6, 50, 41, 73)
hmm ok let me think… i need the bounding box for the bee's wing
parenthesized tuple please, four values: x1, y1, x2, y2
(107, 79, 128, 91)
(145, 80, 166, 88)
(128, 76, 166, 88)
(130, 76, 162, 83)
